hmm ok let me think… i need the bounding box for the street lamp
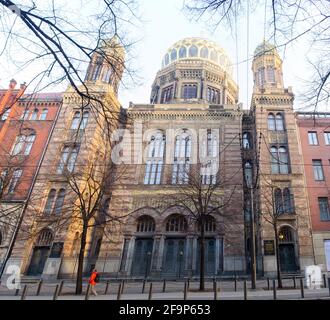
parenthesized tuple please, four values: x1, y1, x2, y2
(178, 251, 184, 279)
(244, 161, 257, 289)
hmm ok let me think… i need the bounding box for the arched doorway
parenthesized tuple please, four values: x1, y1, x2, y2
(27, 228, 54, 276)
(131, 215, 155, 277)
(278, 226, 298, 273)
(162, 214, 188, 277)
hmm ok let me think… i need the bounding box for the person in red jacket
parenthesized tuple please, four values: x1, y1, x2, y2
(89, 268, 99, 296)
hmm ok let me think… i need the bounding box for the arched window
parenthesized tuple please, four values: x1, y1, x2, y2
(11, 133, 35, 155)
(71, 111, 81, 129)
(189, 45, 198, 57)
(275, 113, 284, 131)
(166, 214, 187, 232)
(39, 108, 48, 120)
(267, 66, 275, 83)
(283, 188, 294, 214)
(170, 49, 177, 61)
(200, 47, 209, 59)
(179, 47, 187, 58)
(202, 215, 216, 232)
(37, 228, 53, 246)
(172, 132, 191, 184)
(53, 189, 66, 215)
(1, 107, 11, 120)
(21, 109, 30, 120)
(268, 113, 276, 130)
(278, 226, 294, 243)
(137, 215, 155, 232)
(274, 188, 284, 214)
(144, 132, 165, 185)
(81, 111, 89, 129)
(271, 146, 289, 174)
(164, 53, 169, 65)
(29, 109, 39, 120)
(243, 132, 251, 149)
(244, 162, 253, 187)
(8, 169, 23, 193)
(210, 50, 218, 62)
(44, 189, 56, 214)
(91, 57, 103, 81)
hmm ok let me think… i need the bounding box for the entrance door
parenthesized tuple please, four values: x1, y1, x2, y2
(196, 238, 216, 275)
(279, 244, 297, 273)
(163, 238, 186, 277)
(131, 238, 154, 276)
(27, 246, 50, 276)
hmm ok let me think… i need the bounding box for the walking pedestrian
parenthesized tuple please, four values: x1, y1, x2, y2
(89, 268, 100, 296)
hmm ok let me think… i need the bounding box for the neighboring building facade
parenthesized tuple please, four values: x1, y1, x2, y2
(296, 112, 330, 271)
(250, 42, 314, 276)
(0, 80, 61, 272)
(3, 39, 124, 279)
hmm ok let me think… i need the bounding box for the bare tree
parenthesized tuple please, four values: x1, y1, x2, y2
(184, 0, 330, 110)
(162, 164, 240, 291)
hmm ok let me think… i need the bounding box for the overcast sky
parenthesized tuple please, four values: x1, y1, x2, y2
(0, 0, 317, 111)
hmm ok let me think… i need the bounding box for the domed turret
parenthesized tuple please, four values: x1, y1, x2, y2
(252, 40, 284, 93)
(151, 37, 238, 106)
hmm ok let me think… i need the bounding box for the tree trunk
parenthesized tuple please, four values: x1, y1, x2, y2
(75, 224, 88, 295)
(199, 219, 205, 291)
(274, 223, 283, 289)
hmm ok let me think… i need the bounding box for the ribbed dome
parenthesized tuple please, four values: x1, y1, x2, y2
(161, 37, 233, 76)
(254, 41, 278, 57)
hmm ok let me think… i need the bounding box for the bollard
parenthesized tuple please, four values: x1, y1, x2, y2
(187, 278, 190, 290)
(15, 288, 20, 296)
(309, 275, 312, 288)
(267, 278, 270, 291)
(53, 285, 59, 301)
(85, 284, 91, 300)
(117, 283, 122, 300)
(328, 278, 330, 296)
(183, 281, 187, 300)
(148, 283, 153, 300)
(243, 280, 247, 300)
(142, 280, 146, 294)
(162, 279, 166, 293)
(300, 278, 304, 299)
(213, 281, 218, 300)
(234, 276, 237, 292)
(121, 280, 125, 294)
(36, 280, 43, 296)
(293, 277, 296, 289)
(272, 280, 277, 300)
(323, 274, 326, 288)
(20, 285, 28, 300)
(58, 280, 64, 297)
(104, 281, 110, 295)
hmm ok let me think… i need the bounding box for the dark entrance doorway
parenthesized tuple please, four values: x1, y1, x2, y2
(163, 238, 186, 277)
(278, 226, 298, 273)
(27, 246, 50, 276)
(196, 238, 216, 275)
(279, 244, 297, 272)
(131, 238, 154, 277)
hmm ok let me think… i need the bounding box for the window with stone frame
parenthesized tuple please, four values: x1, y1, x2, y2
(137, 215, 156, 232)
(313, 160, 324, 181)
(144, 131, 165, 185)
(270, 146, 289, 174)
(161, 85, 174, 103)
(11, 133, 36, 156)
(7, 169, 23, 193)
(70, 110, 90, 130)
(308, 131, 318, 145)
(207, 86, 220, 104)
(172, 131, 191, 184)
(165, 214, 188, 232)
(318, 197, 330, 221)
(182, 84, 198, 99)
(57, 145, 80, 174)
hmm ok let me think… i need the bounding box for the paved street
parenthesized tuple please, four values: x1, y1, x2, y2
(0, 279, 329, 300)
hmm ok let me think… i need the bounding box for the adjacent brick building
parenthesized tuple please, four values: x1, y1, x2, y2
(0, 80, 61, 272)
(296, 112, 330, 271)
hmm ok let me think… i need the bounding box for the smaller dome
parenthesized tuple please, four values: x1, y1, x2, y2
(254, 41, 278, 57)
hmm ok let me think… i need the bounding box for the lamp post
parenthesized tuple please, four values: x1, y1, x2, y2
(244, 162, 257, 289)
(178, 251, 184, 279)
